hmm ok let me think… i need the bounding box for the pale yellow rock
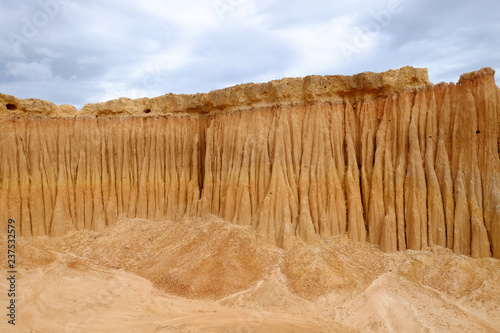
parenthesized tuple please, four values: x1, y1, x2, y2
(395, 94, 412, 251)
(367, 109, 387, 245)
(454, 168, 471, 255)
(0, 66, 498, 258)
(380, 210, 397, 253)
(405, 120, 428, 251)
(346, 134, 366, 243)
(425, 92, 447, 248)
(492, 204, 500, 259)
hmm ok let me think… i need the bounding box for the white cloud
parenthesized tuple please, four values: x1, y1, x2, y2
(34, 47, 62, 59)
(272, 15, 359, 76)
(90, 80, 163, 104)
(76, 56, 103, 65)
(5, 60, 54, 81)
(0, 0, 499, 106)
(0, 40, 25, 59)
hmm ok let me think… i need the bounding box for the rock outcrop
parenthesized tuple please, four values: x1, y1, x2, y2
(0, 66, 499, 258)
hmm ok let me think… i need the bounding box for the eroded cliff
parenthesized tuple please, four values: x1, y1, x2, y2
(0, 66, 499, 258)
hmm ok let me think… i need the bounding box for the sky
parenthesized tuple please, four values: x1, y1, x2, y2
(0, 0, 499, 110)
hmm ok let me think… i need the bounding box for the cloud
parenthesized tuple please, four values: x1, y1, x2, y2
(76, 56, 103, 65)
(0, 39, 25, 58)
(35, 47, 62, 59)
(0, 0, 498, 107)
(5, 60, 54, 81)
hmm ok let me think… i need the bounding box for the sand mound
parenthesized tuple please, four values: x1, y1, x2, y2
(337, 272, 498, 332)
(62, 216, 278, 299)
(1, 217, 499, 332)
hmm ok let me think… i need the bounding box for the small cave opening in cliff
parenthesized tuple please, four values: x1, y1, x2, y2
(6, 104, 17, 110)
(144, 109, 151, 114)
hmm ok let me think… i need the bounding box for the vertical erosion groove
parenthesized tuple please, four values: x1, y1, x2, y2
(198, 116, 208, 197)
(0, 69, 498, 258)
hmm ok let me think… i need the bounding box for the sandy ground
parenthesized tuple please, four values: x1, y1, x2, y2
(1, 217, 499, 332)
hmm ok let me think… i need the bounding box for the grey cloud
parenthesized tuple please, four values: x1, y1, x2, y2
(5, 59, 54, 80)
(0, 0, 499, 108)
(257, 0, 363, 29)
(149, 27, 297, 95)
(336, 0, 500, 83)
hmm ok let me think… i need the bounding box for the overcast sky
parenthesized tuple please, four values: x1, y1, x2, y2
(1, 0, 499, 110)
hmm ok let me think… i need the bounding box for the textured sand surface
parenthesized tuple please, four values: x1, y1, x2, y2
(1, 217, 499, 332)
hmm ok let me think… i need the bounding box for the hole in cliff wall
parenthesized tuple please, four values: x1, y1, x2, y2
(6, 104, 17, 110)
(144, 109, 151, 114)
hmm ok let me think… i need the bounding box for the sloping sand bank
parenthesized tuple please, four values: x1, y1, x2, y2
(1, 217, 499, 332)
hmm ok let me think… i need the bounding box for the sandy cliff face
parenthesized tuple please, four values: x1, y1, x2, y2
(0, 66, 499, 258)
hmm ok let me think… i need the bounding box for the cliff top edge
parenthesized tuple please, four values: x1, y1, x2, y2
(0, 66, 495, 118)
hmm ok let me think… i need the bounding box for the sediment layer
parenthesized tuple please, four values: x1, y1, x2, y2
(0, 66, 499, 258)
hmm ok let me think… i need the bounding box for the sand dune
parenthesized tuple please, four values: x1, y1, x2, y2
(1, 217, 498, 332)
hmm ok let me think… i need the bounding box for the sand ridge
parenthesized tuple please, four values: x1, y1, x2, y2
(1, 217, 499, 332)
